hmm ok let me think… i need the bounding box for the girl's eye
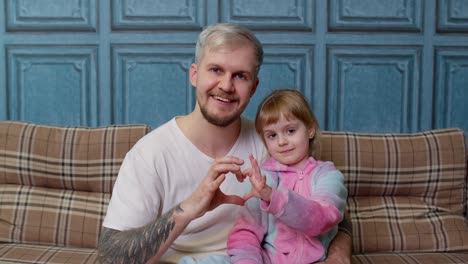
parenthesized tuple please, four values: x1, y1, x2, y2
(287, 129, 296, 134)
(266, 133, 276, 139)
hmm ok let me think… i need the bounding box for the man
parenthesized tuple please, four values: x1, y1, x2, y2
(98, 23, 351, 264)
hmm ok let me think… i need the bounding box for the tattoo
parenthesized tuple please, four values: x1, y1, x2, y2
(98, 205, 184, 264)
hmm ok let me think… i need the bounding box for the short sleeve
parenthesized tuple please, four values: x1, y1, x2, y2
(103, 149, 163, 231)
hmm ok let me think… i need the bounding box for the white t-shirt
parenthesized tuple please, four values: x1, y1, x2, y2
(103, 116, 266, 263)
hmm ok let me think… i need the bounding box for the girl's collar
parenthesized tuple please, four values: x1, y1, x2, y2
(261, 156, 317, 172)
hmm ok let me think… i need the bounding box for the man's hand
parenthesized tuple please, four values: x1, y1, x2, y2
(242, 154, 272, 202)
(318, 231, 352, 264)
(180, 156, 246, 221)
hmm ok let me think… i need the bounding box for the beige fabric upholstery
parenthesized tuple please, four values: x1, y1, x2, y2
(0, 121, 149, 263)
(322, 128, 468, 253)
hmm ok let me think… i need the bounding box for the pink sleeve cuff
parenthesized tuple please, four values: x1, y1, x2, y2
(260, 188, 287, 217)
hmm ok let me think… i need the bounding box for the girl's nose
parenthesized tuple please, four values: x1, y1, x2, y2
(278, 134, 288, 145)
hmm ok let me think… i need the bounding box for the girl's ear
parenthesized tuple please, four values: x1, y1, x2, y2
(309, 126, 316, 139)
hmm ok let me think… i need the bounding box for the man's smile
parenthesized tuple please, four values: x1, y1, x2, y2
(214, 95, 233, 103)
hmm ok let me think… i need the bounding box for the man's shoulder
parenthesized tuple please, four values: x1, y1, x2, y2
(241, 115, 254, 125)
(240, 115, 256, 134)
(238, 116, 266, 159)
(131, 118, 178, 151)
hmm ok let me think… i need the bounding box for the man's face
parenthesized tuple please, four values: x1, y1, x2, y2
(190, 44, 259, 127)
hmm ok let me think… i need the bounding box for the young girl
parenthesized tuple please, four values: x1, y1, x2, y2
(227, 89, 348, 263)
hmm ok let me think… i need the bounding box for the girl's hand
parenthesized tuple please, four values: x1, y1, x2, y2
(242, 154, 272, 202)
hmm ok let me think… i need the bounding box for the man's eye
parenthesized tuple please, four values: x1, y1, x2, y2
(235, 73, 247, 80)
(210, 68, 220, 73)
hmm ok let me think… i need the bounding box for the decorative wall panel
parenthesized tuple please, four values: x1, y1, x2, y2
(0, 0, 467, 139)
(244, 46, 314, 118)
(327, 46, 421, 132)
(6, 46, 98, 126)
(6, 0, 97, 31)
(220, 0, 314, 31)
(112, 45, 194, 129)
(437, 0, 468, 32)
(112, 0, 205, 30)
(329, 0, 422, 32)
(435, 48, 468, 130)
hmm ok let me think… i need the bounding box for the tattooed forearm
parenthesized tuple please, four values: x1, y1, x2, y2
(98, 205, 184, 264)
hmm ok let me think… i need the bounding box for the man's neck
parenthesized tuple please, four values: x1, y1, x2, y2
(176, 112, 242, 159)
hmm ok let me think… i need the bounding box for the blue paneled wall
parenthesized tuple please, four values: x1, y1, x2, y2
(0, 0, 467, 138)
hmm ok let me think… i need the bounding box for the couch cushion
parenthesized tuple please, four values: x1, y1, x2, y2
(321, 128, 468, 253)
(0, 121, 149, 193)
(353, 252, 468, 264)
(0, 121, 149, 248)
(0, 243, 97, 264)
(0, 185, 109, 248)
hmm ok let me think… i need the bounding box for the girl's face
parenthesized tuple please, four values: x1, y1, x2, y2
(262, 114, 315, 169)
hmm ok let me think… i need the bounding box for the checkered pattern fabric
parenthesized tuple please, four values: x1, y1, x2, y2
(352, 252, 468, 264)
(0, 121, 149, 263)
(2, 121, 467, 263)
(0, 121, 149, 193)
(321, 128, 468, 254)
(0, 184, 110, 248)
(0, 243, 98, 264)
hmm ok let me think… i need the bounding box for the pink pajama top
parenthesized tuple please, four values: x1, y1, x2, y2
(227, 157, 347, 264)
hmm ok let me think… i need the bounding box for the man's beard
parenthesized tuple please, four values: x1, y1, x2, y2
(199, 101, 240, 127)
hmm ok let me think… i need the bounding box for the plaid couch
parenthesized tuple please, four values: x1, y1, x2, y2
(321, 128, 468, 263)
(1, 121, 467, 263)
(0, 121, 149, 263)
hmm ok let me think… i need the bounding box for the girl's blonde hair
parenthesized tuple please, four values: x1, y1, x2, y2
(255, 89, 322, 159)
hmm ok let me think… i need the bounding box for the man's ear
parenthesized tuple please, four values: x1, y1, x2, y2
(250, 78, 259, 97)
(189, 63, 197, 87)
